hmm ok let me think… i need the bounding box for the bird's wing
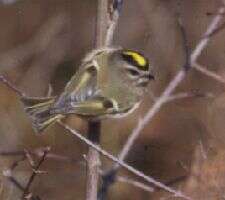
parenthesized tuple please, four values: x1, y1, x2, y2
(53, 65, 117, 116)
(55, 65, 98, 105)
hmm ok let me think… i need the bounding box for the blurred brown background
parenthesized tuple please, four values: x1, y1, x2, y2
(0, 0, 225, 199)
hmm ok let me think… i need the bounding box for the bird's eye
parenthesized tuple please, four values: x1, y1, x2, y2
(127, 69, 139, 76)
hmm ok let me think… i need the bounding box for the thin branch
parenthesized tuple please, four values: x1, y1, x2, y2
(164, 91, 214, 103)
(116, 176, 154, 193)
(98, 4, 225, 199)
(1, 147, 157, 199)
(86, 121, 101, 200)
(3, 170, 25, 192)
(177, 13, 190, 71)
(57, 121, 192, 200)
(115, 70, 186, 167)
(1, 148, 76, 164)
(95, 0, 109, 48)
(1, 147, 156, 196)
(202, 19, 225, 38)
(22, 147, 49, 199)
(86, 1, 123, 199)
(0, 2, 223, 200)
(113, 4, 225, 172)
(96, 1, 124, 198)
(190, 6, 225, 64)
(0, 75, 25, 97)
(193, 62, 225, 84)
(2, 170, 41, 200)
(86, 0, 110, 199)
(105, 0, 124, 46)
(98, 169, 154, 200)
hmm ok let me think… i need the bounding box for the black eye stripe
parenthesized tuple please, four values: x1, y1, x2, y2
(127, 69, 140, 76)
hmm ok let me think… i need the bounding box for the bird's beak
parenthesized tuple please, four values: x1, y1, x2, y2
(141, 74, 154, 80)
(148, 74, 155, 80)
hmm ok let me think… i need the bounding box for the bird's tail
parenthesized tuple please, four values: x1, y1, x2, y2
(21, 96, 64, 133)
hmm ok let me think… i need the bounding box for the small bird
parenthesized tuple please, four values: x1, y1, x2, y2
(21, 47, 154, 133)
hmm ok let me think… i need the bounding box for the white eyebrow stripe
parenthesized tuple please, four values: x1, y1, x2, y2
(123, 65, 140, 71)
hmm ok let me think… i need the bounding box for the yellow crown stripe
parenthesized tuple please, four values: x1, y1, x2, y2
(123, 51, 147, 67)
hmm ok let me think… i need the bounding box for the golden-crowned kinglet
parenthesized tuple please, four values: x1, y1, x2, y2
(21, 47, 154, 133)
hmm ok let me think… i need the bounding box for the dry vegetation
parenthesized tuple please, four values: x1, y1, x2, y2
(0, 0, 225, 200)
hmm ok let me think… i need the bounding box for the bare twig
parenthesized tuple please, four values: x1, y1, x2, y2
(0, 147, 80, 164)
(115, 70, 186, 167)
(193, 62, 225, 84)
(116, 176, 154, 193)
(202, 19, 225, 38)
(86, 1, 124, 199)
(98, 4, 225, 199)
(3, 170, 25, 192)
(112, 4, 225, 171)
(86, 121, 101, 200)
(0, 2, 224, 200)
(0, 75, 25, 97)
(98, 168, 153, 199)
(86, 0, 110, 199)
(164, 91, 214, 103)
(2, 169, 41, 200)
(95, 0, 109, 48)
(1, 147, 156, 197)
(190, 6, 225, 64)
(22, 147, 49, 199)
(105, 0, 123, 46)
(57, 121, 192, 200)
(2, 153, 39, 199)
